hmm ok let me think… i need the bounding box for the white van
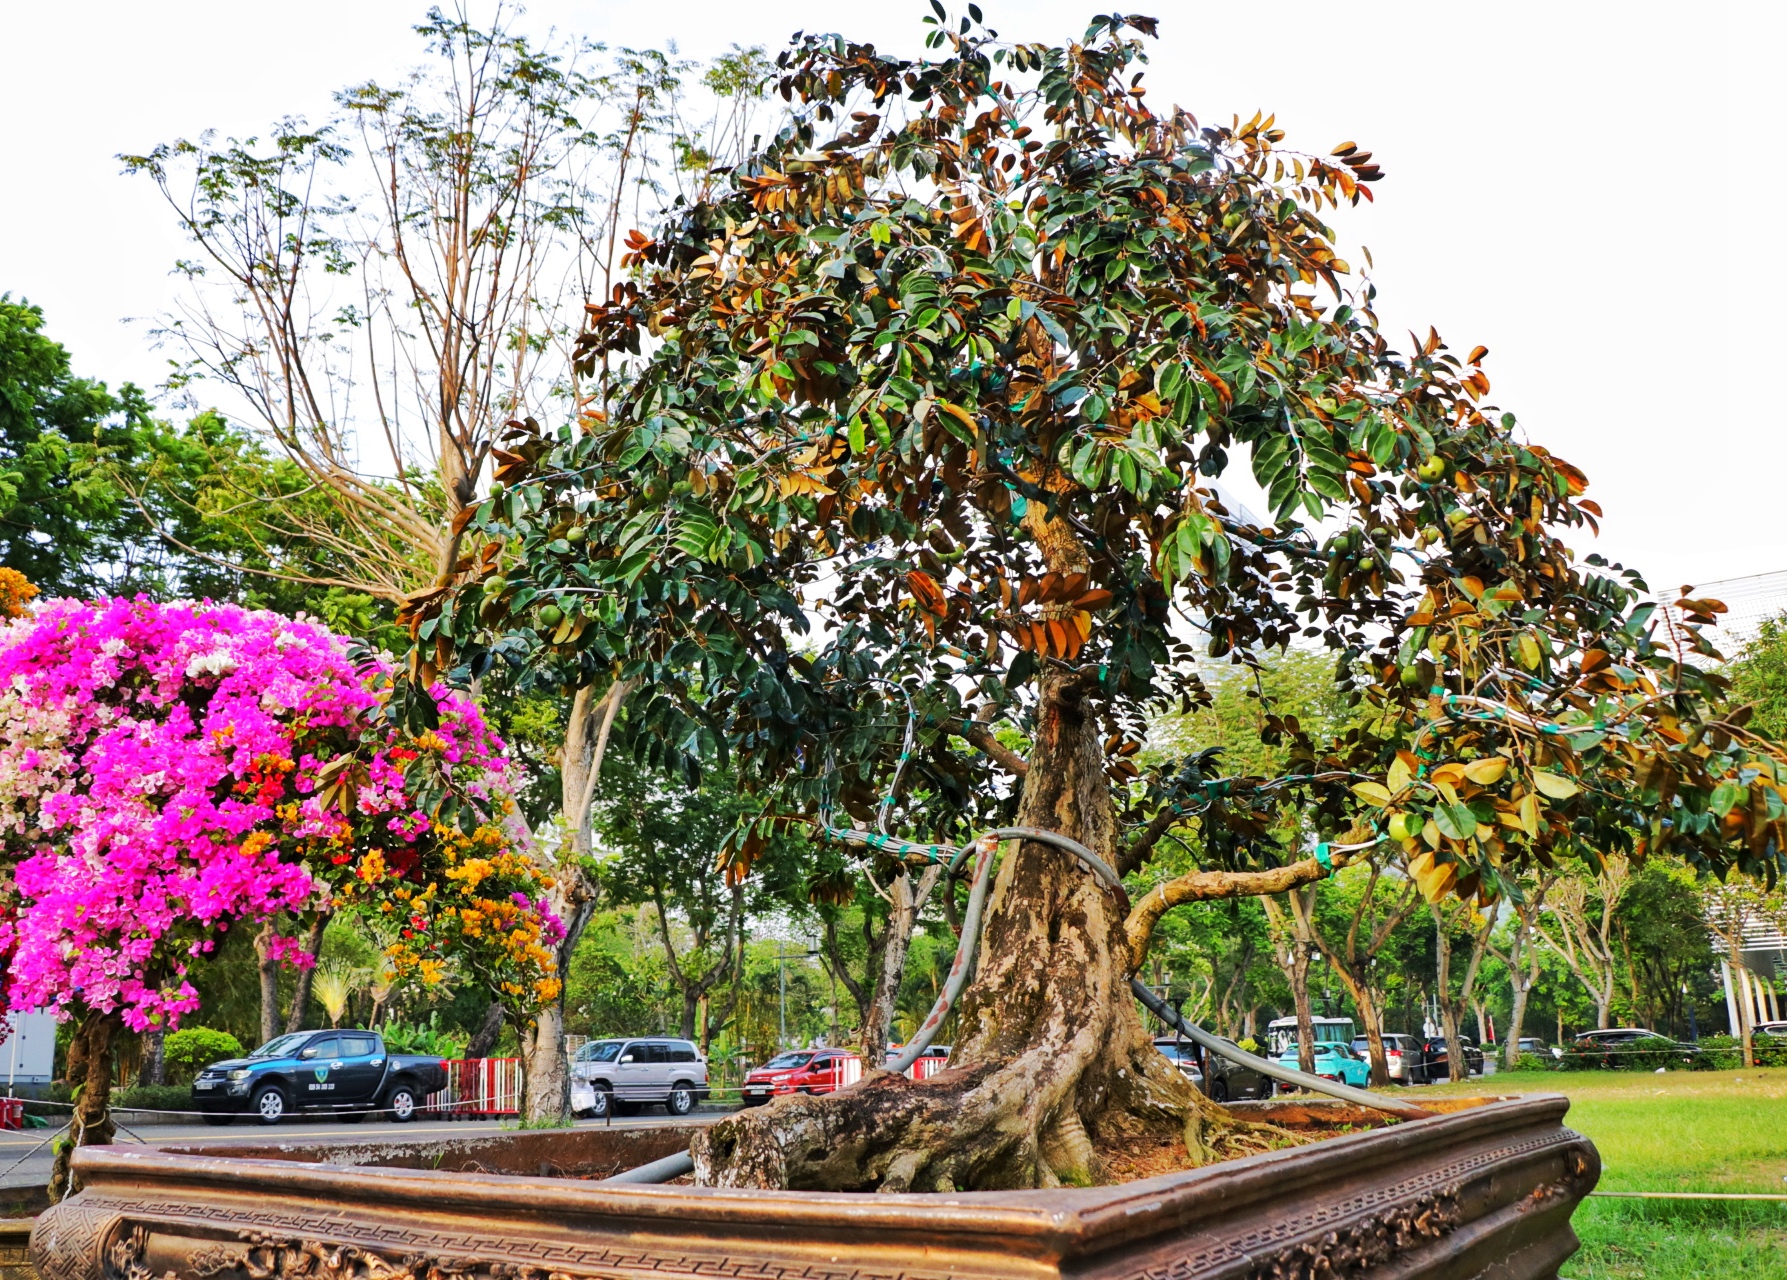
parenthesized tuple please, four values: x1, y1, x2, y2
(569, 1037, 709, 1118)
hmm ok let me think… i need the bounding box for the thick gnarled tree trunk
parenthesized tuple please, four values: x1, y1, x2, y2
(694, 669, 1242, 1191)
(49, 1011, 118, 1203)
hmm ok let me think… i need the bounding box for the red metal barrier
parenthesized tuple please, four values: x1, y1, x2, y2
(905, 1055, 947, 1081)
(424, 1058, 521, 1117)
(0, 1097, 22, 1130)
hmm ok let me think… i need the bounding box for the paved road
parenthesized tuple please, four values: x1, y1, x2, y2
(0, 1111, 714, 1194)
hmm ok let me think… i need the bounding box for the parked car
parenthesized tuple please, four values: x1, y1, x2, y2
(1193, 1040, 1271, 1102)
(740, 1048, 860, 1106)
(570, 1037, 709, 1118)
(1758, 1022, 1787, 1038)
(1352, 1033, 1428, 1084)
(1151, 1038, 1206, 1094)
(1516, 1037, 1549, 1055)
(191, 1029, 447, 1125)
(1420, 1035, 1485, 1078)
(1275, 1040, 1371, 1089)
(1568, 1028, 1691, 1068)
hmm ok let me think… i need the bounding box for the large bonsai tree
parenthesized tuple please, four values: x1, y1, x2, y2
(416, 11, 1787, 1189)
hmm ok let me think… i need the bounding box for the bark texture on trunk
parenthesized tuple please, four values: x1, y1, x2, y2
(283, 914, 331, 1034)
(859, 866, 941, 1059)
(465, 999, 506, 1059)
(520, 679, 630, 1123)
(694, 670, 1263, 1192)
(49, 1011, 118, 1203)
(254, 924, 281, 1046)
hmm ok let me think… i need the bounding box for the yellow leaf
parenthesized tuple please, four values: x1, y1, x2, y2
(1432, 763, 1467, 787)
(1387, 755, 1414, 796)
(1462, 757, 1509, 785)
(1532, 771, 1580, 800)
(1351, 781, 1394, 807)
(1518, 792, 1541, 836)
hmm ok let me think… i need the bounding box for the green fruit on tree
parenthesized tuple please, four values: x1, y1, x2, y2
(1388, 813, 1417, 843)
(484, 574, 508, 596)
(1399, 664, 1424, 688)
(565, 525, 588, 545)
(537, 604, 564, 628)
(1417, 456, 1446, 481)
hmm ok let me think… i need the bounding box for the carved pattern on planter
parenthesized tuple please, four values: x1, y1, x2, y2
(79, 1204, 956, 1280)
(29, 1195, 121, 1280)
(1109, 1128, 1593, 1280)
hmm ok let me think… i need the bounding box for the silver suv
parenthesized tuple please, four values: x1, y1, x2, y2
(570, 1037, 708, 1118)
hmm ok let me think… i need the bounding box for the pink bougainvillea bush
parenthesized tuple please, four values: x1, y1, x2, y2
(0, 598, 563, 1037)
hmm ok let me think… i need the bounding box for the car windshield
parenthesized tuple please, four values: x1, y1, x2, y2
(248, 1033, 311, 1059)
(761, 1052, 814, 1070)
(577, 1040, 624, 1063)
(1155, 1042, 1191, 1059)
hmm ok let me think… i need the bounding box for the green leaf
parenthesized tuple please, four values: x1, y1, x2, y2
(1434, 803, 1478, 841)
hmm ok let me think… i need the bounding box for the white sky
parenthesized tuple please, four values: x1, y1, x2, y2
(3, 0, 1779, 600)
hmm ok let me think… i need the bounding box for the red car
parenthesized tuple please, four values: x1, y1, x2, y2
(740, 1049, 861, 1105)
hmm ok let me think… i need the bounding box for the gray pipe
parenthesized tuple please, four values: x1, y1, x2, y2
(1132, 979, 1433, 1122)
(599, 1150, 695, 1184)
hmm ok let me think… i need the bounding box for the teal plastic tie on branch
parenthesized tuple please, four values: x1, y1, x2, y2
(1314, 842, 1336, 875)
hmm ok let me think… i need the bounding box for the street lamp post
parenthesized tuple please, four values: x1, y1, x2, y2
(771, 946, 821, 1049)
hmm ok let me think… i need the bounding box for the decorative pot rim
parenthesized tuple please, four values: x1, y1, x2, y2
(69, 1094, 1582, 1259)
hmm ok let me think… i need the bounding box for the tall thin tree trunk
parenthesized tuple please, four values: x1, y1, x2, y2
(522, 678, 631, 1123)
(283, 913, 331, 1034)
(142, 1029, 166, 1087)
(465, 999, 505, 1059)
(860, 866, 941, 1061)
(254, 923, 281, 1046)
(1431, 903, 1465, 1083)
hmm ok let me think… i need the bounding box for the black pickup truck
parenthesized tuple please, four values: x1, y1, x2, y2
(191, 1029, 448, 1125)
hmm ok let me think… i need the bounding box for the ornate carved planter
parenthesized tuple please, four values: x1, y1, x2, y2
(32, 1094, 1596, 1280)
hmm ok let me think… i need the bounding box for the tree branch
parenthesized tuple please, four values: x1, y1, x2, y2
(1124, 854, 1353, 971)
(946, 718, 1029, 777)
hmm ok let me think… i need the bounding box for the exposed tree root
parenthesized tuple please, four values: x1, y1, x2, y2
(692, 1040, 1316, 1192)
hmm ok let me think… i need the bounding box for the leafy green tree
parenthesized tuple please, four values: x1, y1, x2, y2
(0, 296, 155, 596)
(425, 12, 1787, 1189)
(1730, 617, 1787, 741)
(592, 754, 809, 1049)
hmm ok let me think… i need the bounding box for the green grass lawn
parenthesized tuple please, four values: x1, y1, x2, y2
(1423, 1067, 1787, 1279)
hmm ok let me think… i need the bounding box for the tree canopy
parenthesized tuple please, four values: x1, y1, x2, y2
(421, 11, 1787, 928)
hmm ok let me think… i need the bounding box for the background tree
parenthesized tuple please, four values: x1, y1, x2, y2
(1428, 895, 1495, 1081)
(0, 296, 154, 596)
(427, 11, 1787, 1190)
(1488, 873, 1553, 1067)
(1533, 858, 1633, 1031)
(592, 754, 804, 1049)
(128, 9, 778, 1121)
(1303, 861, 1421, 1085)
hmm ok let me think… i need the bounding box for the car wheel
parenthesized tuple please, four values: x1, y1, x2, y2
(202, 1111, 234, 1127)
(1209, 1078, 1230, 1103)
(252, 1085, 287, 1125)
(385, 1084, 418, 1123)
(666, 1084, 695, 1116)
(588, 1084, 612, 1120)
